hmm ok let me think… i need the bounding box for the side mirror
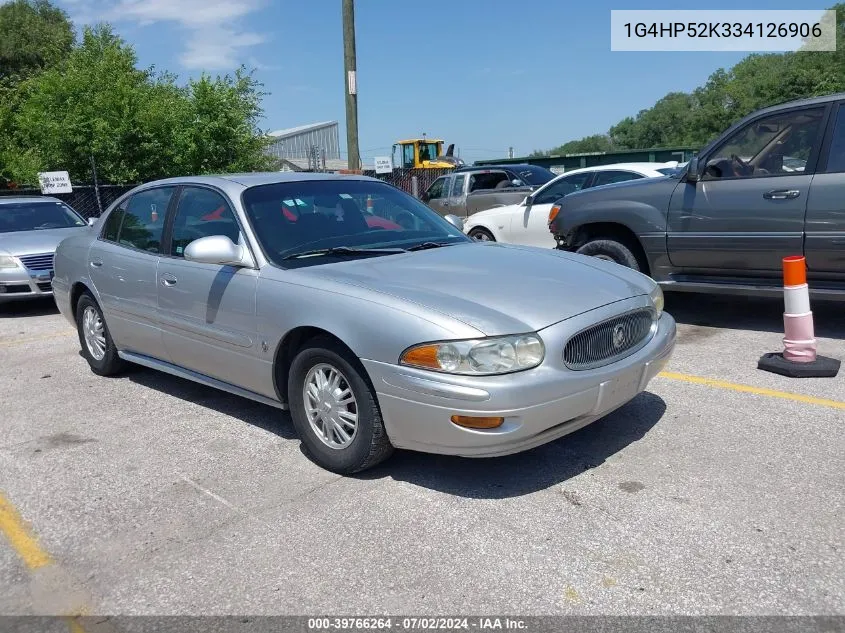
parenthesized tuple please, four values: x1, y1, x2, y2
(524, 193, 535, 207)
(685, 157, 701, 183)
(184, 235, 250, 267)
(420, 192, 430, 202)
(88, 217, 97, 226)
(444, 214, 464, 232)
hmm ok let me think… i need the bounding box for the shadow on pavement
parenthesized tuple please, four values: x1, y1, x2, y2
(0, 297, 59, 318)
(121, 364, 298, 441)
(360, 391, 667, 499)
(111, 358, 666, 498)
(665, 293, 845, 339)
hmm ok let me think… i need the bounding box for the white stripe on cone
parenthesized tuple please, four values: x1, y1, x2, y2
(783, 284, 811, 315)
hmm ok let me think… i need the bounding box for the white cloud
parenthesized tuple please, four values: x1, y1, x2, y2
(61, 0, 268, 71)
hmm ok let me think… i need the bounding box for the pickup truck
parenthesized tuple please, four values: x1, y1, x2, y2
(421, 164, 555, 218)
(548, 92, 845, 300)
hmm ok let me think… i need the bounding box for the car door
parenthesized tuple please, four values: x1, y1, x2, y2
(423, 176, 451, 215)
(156, 185, 265, 392)
(445, 173, 467, 216)
(504, 170, 595, 247)
(805, 100, 845, 279)
(86, 187, 174, 361)
(667, 104, 828, 277)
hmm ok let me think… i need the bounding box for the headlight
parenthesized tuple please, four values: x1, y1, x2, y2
(400, 334, 545, 376)
(0, 255, 18, 269)
(649, 284, 664, 317)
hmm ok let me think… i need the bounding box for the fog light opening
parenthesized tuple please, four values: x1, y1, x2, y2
(450, 415, 504, 429)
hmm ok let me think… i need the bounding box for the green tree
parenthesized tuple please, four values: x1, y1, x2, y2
(0, 0, 74, 83)
(3, 24, 278, 185)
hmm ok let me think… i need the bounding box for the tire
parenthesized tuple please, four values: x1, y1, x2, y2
(469, 227, 496, 242)
(575, 238, 641, 271)
(75, 292, 126, 376)
(288, 336, 394, 474)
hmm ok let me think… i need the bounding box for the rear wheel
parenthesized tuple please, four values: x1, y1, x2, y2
(288, 336, 394, 474)
(469, 227, 495, 242)
(575, 238, 641, 271)
(75, 292, 126, 376)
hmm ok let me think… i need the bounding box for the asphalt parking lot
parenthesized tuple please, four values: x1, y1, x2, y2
(0, 294, 843, 617)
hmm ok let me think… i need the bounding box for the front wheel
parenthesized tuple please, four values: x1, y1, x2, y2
(288, 337, 394, 474)
(575, 238, 641, 271)
(468, 227, 496, 242)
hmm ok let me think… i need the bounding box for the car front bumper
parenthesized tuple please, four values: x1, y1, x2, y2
(362, 300, 676, 458)
(0, 263, 55, 303)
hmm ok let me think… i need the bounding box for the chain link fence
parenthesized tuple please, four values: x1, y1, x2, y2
(0, 184, 138, 219)
(362, 168, 455, 197)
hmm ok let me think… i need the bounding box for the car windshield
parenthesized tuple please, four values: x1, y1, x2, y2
(241, 179, 471, 266)
(0, 200, 87, 233)
(656, 167, 682, 175)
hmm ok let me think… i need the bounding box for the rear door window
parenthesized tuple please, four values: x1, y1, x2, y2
(117, 187, 174, 253)
(592, 170, 644, 187)
(451, 175, 466, 196)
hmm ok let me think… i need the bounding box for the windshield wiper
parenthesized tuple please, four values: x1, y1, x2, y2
(406, 241, 457, 252)
(281, 246, 407, 260)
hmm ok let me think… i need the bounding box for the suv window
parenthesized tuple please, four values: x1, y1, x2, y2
(169, 187, 241, 258)
(592, 170, 644, 186)
(451, 175, 465, 196)
(426, 177, 449, 200)
(532, 172, 593, 205)
(468, 171, 510, 192)
(704, 107, 825, 179)
(824, 105, 845, 173)
(118, 187, 173, 253)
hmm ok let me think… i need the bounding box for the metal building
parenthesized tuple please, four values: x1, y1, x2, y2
(265, 121, 341, 166)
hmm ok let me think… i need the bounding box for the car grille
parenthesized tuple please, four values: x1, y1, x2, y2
(563, 307, 656, 370)
(19, 253, 54, 271)
(36, 282, 52, 292)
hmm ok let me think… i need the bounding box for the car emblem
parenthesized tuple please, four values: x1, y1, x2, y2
(612, 323, 627, 349)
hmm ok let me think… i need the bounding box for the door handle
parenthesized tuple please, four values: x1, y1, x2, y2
(763, 189, 800, 200)
(89, 259, 103, 268)
(160, 273, 177, 287)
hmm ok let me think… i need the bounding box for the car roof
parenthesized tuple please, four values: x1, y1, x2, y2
(126, 171, 384, 193)
(454, 163, 546, 172)
(557, 162, 675, 176)
(0, 195, 66, 204)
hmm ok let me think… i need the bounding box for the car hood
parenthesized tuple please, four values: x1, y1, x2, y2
(0, 226, 90, 257)
(295, 242, 653, 335)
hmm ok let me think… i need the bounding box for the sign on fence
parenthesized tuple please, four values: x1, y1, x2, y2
(374, 156, 393, 174)
(37, 171, 73, 194)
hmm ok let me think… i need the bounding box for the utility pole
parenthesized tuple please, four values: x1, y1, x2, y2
(342, 0, 360, 171)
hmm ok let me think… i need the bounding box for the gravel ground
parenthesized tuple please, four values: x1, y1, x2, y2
(0, 294, 843, 619)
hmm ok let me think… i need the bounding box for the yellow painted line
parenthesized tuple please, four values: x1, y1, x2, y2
(0, 491, 53, 569)
(658, 371, 845, 410)
(0, 331, 74, 348)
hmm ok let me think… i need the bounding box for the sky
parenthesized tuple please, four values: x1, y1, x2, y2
(55, 0, 829, 165)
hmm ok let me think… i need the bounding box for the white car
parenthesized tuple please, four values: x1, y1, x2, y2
(463, 162, 680, 248)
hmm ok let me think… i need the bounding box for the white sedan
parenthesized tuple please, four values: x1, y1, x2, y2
(463, 162, 680, 248)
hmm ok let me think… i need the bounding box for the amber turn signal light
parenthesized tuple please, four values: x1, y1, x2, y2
(450, 415, 504, 429)
(548, 204, 561, 225)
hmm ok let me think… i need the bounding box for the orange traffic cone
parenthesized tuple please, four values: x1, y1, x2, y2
(758, 255, 839, 377)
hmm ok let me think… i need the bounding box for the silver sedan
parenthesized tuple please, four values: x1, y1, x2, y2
(0, 196, 92, 303)
(53, 173, 676, 474)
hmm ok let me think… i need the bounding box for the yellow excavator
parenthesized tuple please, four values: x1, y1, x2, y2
(392, 135, 465, 169)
